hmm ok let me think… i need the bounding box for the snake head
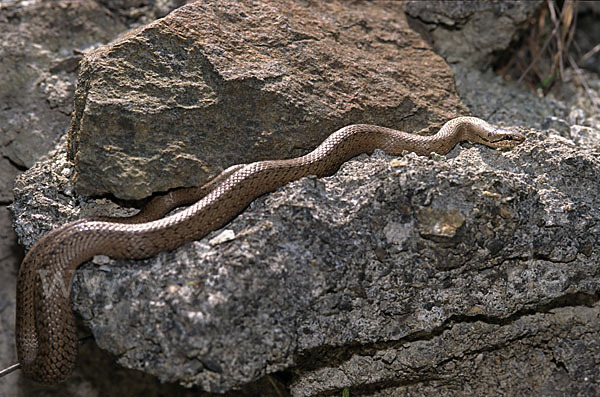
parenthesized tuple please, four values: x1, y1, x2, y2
(485, 127, 526, 149)
(473, 123, 525, 149)
(452, 117, 526, 151)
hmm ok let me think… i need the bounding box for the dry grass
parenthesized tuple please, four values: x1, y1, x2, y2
(492, 0, 600, 114)
(497, 0, 578, 92)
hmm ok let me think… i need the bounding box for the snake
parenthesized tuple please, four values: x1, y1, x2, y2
(14, 116, 525, 384)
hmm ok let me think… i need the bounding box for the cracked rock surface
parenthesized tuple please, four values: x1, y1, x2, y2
(405, 0, 542, 69)
(6, 0, 600, 395)
(11, 123, 600, 394)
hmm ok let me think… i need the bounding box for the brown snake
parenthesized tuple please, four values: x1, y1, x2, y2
(14, 117, 525, 383)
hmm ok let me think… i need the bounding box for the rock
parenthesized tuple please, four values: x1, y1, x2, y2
(451, 63, 600, 147)
(0, 1, 210, 396)
(405, 0, 542, 69)
(292, 305, 600, 396)
(6, 0, 600, 395)
(451, 66, 569, 127)
(0, 157, 19, 203)
(67, 0, 465, 200)
(0, 0, 190, 211)
(95, 0, 189, 25)
(10, 122, 600, 394)
(0, 0, 127, 169)
(541, 115, 571, 136)
(570, 125, 600, 146)
(0, 4, 126, 393)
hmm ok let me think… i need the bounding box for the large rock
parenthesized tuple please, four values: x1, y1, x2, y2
(405, 0, 542, 69)
(7, 0, 600, 395)
(0, 2, 212, 396)
(67, 0, 465, 200)
(10, 123, 600, 394)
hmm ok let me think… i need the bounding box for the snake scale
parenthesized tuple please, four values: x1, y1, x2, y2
(15, 117, 525, 383)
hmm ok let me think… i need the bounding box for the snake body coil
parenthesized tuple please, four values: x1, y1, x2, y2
(16, 117, 525, 383)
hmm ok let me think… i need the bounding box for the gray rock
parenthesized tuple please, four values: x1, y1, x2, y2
(0, 157, 19, 204)
(570, 124, 600, 146)
(405, 0, 542, 69)
(67, 0, 465, 200)
(0, 1, 210, 396)
(541, 115, 572, 136)
(297, 305, 600, 396)
(95, 0, 190, 25)
(451, 61, 600, 147)
(10, 121, 600, 394)
(0, 0, 127, 168)
(6, 0, 600, 395)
